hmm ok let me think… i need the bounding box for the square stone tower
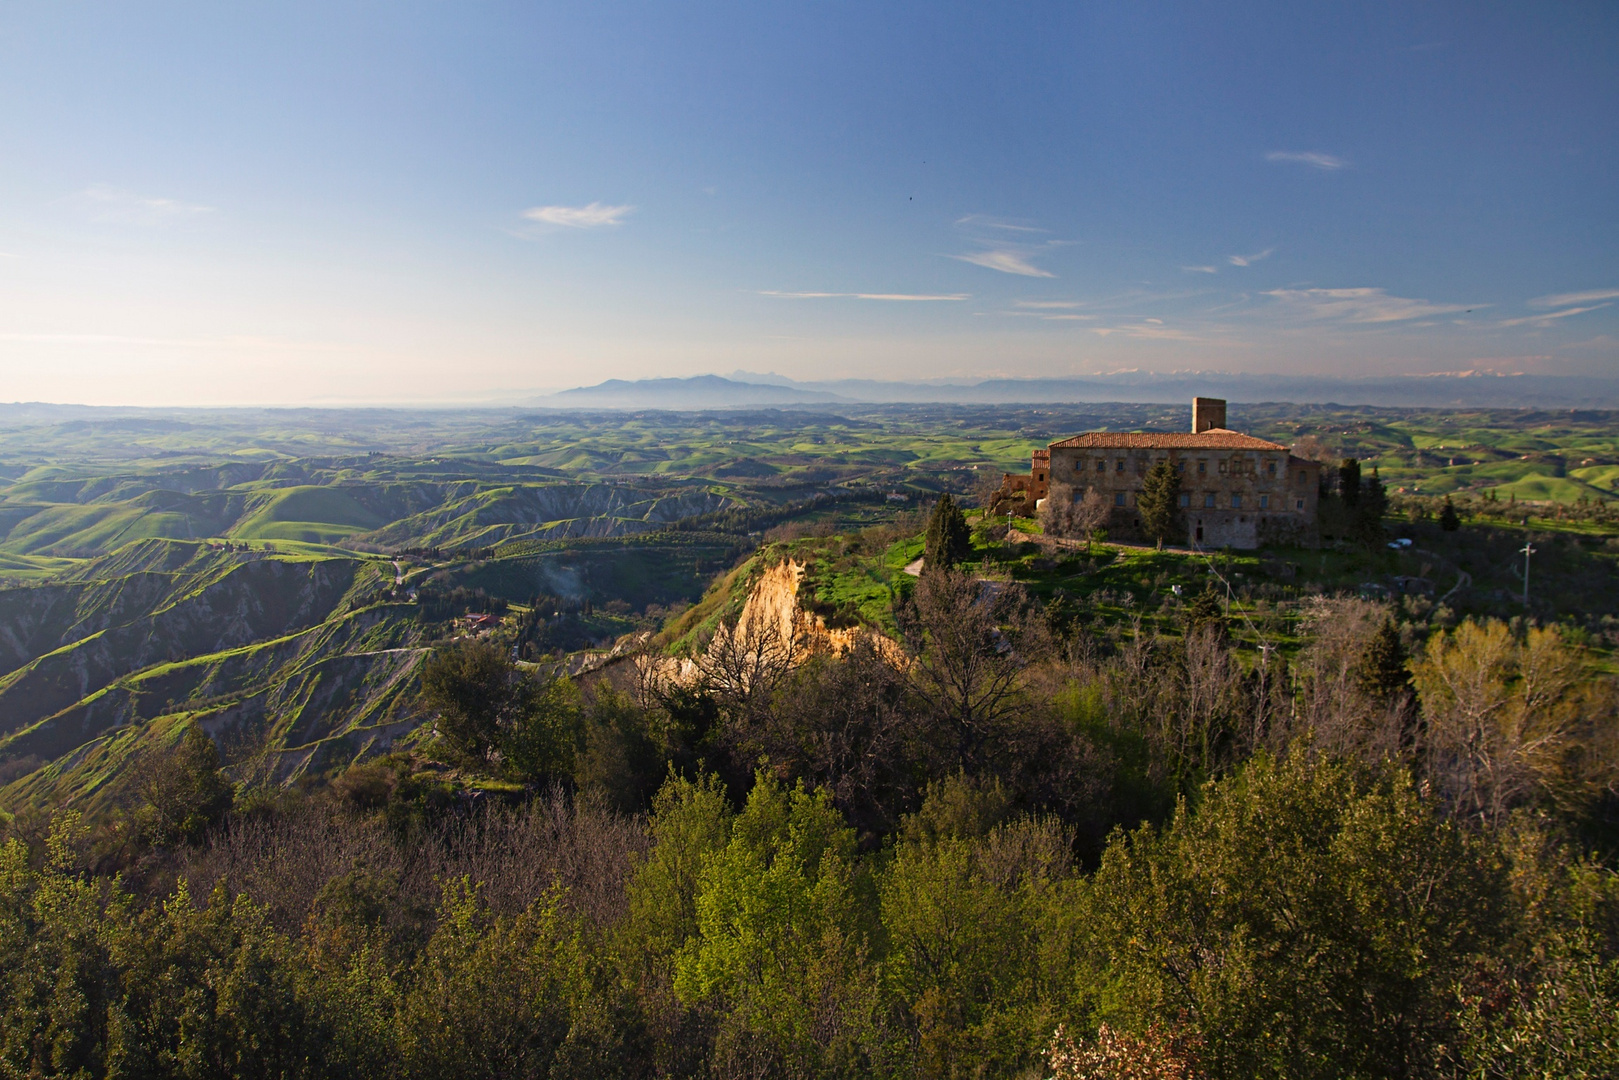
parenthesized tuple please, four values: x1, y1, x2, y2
(1192, 396, 1227, 433)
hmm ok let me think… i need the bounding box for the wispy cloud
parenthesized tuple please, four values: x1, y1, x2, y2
(951, 250, 1056, 278)
(1181, 265, 1218, 274)
(72, 184, 214, 224)
(1002, 309, 1095, 321)
(1227, 248, 1274, 267)
(950, 215, 1066, 277)
(1265, 151, 1349, 171)
(522, 202, 634, 228)
(1263, 287, 1478, 323)
(1089, 321, 1201, 341)
(759, 290, 968, 301)
(954, 214, 1048, 234)
(1014, 300, 1083, 309)
(1496, 303, 1611, 328)
(1528, 287, 1619, 309)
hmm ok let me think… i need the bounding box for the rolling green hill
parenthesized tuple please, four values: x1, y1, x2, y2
(2, 401, 1616, 818)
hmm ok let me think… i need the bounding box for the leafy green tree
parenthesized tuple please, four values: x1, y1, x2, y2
(396, 879, 634, 1080)
(139, 725, 235, 846)
(0, 815, 119, 1078)
(881, 779, 1072, 1079)
(620, 772, 734, 976)
(1439, 497, 1460, 532)
(420, 639, 578, 780)
(1409, 620, 1606, 824)
(420, 638, 517, 762)
(1079, 752, 1506, 1080)
(105, 881, 321, 1080)
(924, 494, 973, 572)
(1448, 830, 1619, 1079)
(1136, 459, 1183, 546)
(576, 682, 666, 812)
(675, 775, 882, 1079)
(499, 675, 581, 784)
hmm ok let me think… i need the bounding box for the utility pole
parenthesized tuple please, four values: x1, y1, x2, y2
(1520, 541, 1536, 606)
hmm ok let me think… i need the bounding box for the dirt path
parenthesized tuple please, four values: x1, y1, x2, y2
(1440, 568, 1472, 602)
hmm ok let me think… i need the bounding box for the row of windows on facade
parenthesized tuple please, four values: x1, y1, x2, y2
(1076, 457, 1305, 483)
(1093, 490, 1307, 511)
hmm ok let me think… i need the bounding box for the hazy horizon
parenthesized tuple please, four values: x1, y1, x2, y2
(1, 2, 1615, 406)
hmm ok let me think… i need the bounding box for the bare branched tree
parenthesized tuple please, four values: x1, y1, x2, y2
(750, 636, 921, 841)
(692, 604, 812, 728)
(1292, 597, 1417, 762)
(900, 569, 1048, 771)
(1041, 483, 1109, 544)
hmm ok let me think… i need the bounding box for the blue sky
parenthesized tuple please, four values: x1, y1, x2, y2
(0, 2, 1614, 405)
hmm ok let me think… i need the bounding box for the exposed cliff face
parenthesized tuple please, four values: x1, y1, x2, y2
(647, 559, 898, 695)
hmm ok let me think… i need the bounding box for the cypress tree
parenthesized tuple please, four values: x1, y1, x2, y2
(1439, 497, 1460, 532)
(1182, 585, 1227, 641)
(1137, 459, 1183, 546)
(1338, 458, 1362, 507)
(1359, 466, 1387, 543)
(1352, 618, 1410, 698)
(924, 493, 972, 571)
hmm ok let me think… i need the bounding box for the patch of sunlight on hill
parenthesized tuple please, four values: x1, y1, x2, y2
(1483, 475, 1609, 503)
(1571, 464, 1619, 494)
(0, 551, 81, 581)
(231, 486, 385, 542)
(0, 504, 208, 556)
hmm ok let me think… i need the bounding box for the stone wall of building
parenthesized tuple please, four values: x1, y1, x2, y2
(996, 397, 1322, 550)
(1045, 443, 1320, 550)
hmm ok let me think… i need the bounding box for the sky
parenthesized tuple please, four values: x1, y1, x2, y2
(0, 2, 1615, 406)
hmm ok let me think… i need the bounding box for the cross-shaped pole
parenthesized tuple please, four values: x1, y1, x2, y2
(1520, 541, 1536, 606)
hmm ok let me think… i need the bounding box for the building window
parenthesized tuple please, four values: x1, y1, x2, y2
(1178, 493, 1190, 507)
(1267, 461, 1276, 476)
(1197, 460, 1207, 475)
(1176, 460, 1186, 472)
(1231, 494, 1242, 508)
(1296, 499, 1305, 510)
(1096, 459, 1105, 473)
(1116, 460, 1125, 473)
(1260, 494, 1269, 509)
(1218, 461, 1227, 475)
(1204, 493, 1215, 508)
(1114, 492, 1126, 506)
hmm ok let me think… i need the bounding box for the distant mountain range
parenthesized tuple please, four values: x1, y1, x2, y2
(534, 371, 1619, 410)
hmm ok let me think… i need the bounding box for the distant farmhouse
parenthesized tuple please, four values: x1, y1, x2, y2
(1000, 397, 1321, 549)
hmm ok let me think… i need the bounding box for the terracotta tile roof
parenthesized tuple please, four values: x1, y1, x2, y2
(1048, 428, 1288, 451)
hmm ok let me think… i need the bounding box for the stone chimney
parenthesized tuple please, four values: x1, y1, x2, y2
(1192, 397, 1227, 433)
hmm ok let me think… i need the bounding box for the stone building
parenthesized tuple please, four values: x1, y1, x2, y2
(1002, 397, 1320, 549)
